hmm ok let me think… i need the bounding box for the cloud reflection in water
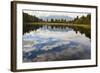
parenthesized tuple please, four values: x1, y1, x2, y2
(23, 26, 91, 62)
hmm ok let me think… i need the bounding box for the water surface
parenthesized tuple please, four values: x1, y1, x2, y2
(23, 25, 91, 62)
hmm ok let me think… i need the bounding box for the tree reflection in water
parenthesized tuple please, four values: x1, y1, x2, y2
(23, 24, 91, 62)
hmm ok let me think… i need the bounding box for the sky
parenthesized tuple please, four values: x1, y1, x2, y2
(23, 10, 90, 18)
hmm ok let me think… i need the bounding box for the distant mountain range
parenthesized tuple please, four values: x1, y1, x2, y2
(39, 15, 74, 21)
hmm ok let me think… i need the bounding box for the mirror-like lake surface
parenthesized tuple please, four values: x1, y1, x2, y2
(23, 25, 91, 62)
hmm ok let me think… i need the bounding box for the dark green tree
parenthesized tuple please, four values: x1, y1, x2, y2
(51, 18, 54, 22)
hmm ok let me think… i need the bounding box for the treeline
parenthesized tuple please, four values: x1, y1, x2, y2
(23, 13, 43, 23)
(23, 12, 91, 24)
(23, 12, 67, 23)
(68, 14, 91, 24)
(48, 19, 67, 23)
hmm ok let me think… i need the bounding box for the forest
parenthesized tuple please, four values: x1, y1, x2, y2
(23, 12, 91, 38)
(23, 12, 91, 24)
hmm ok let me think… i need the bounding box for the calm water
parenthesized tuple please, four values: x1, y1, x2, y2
(23, 25, 91, 62)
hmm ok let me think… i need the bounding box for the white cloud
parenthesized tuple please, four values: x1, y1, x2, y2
(23, 27, 90, 53)
(23, 10, 89, 18)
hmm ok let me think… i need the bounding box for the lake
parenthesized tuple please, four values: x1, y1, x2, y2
(23, 25, 91, 62)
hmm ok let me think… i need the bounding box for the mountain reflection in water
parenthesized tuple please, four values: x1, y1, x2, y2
(23, 25, 91, 62)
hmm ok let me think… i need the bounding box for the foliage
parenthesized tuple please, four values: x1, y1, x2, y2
(23, 12, 43, 23)
(23, 12, 91, 25)
(68, 14, 91, 24)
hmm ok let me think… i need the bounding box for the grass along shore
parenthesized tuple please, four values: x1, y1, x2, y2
(24, 22, 90, 29)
